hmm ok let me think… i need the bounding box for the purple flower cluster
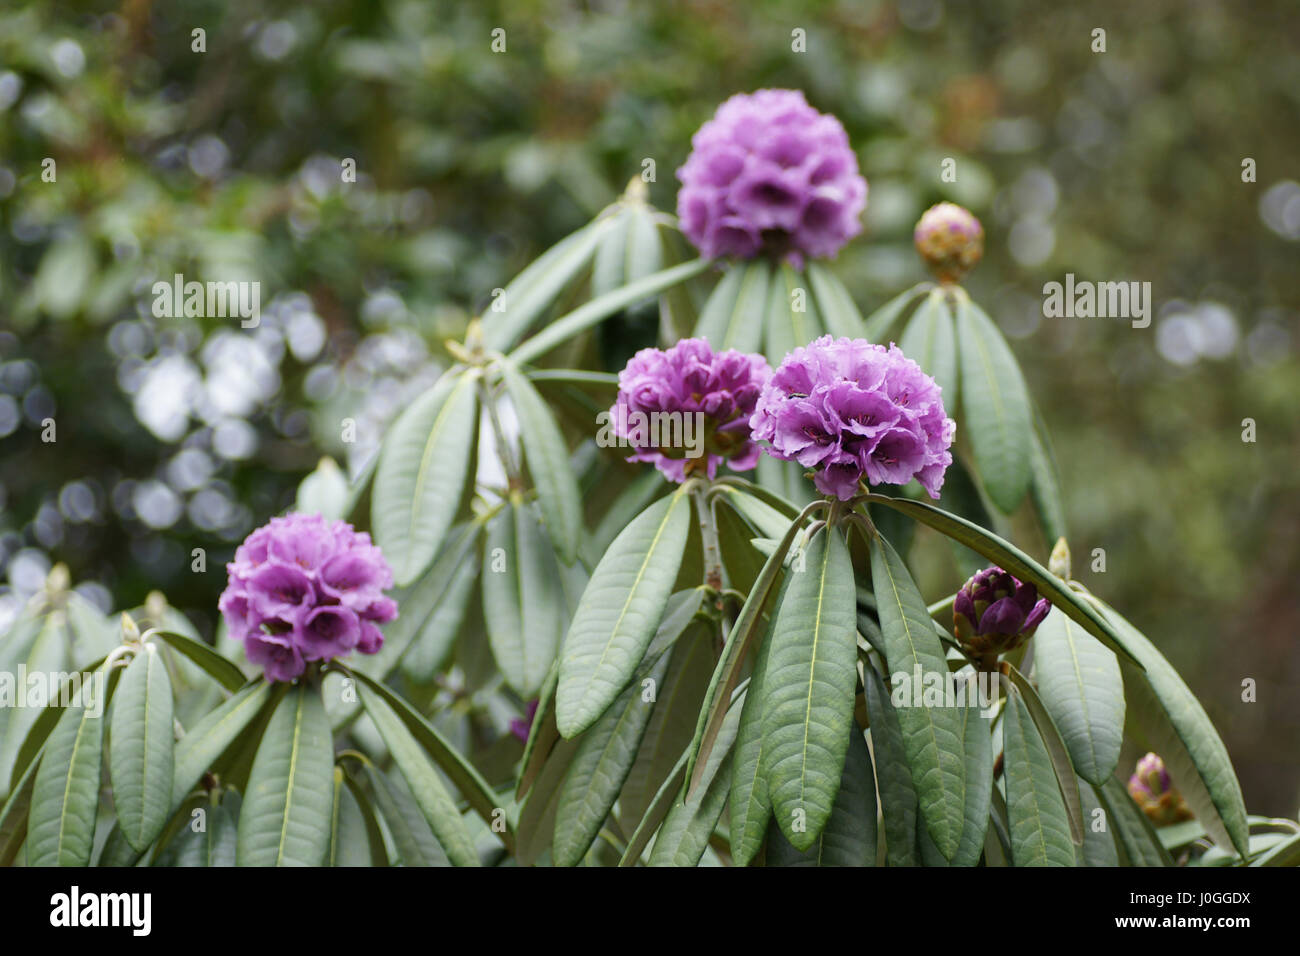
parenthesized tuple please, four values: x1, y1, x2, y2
(952, 566, 1051, 658)
(608, 338, 771, 483)
(676, 89, 868, 263)
(219, 513, 398, 682)
(749, 336, 955, 500)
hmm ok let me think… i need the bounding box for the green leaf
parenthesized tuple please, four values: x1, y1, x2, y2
(765, 724, 876, 866)
(295, 456, 350, 520)
(357, 683, 478, 866)
(859, 281, 928, 342)
(1027, 403, 1068, 544)
(516, 737, 580, 865)
(868, 532, 967, 860)
(236, 684, 335, 866)
(1001, 684, 1075, 866)
(509, 258, 712, 365)
(620, 622, 714, 831)
(157, 793, 239, 867)
(340, 771, 391, 866)
(591, 212, 629, 299)
(0, 745, 40, 865)
(899, 288, 958, 405)
(1001, 665, 1084, 846)
(684, 499, 826, 796)
(1075, 780, 1119, 866)
(27, 672, 108, 866)
(553, 654, 670, 866)
(1097, 777, 1174, 866)
(919, 685, 994, 866)
(694, 260, 772, 354)
(806, 263, 872, 340)
(372, 370, 479, 586)
(727, 580, 784, 866)
(763, 264, 823, 367)
(862, 665, 919, 866)
(151, 629, 247, 693)
(172, 681, 273, 808)
(1033, 609, 1124, 786)
(1083, 592, 1249, 857)
(482, 217, 616, 352)
(761, 529, 858, 852)
(110, 645, 176, 851)
(482, 503, 565, 697)
(0, 612, 70, 794)
(954, 296, 1033, 513)
(499, 362, 584, 563)
(556, 488, 691, 738)
(364, 764, 448, 866)
(861, 494, 1144, 669)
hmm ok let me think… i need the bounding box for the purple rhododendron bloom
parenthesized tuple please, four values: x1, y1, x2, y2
(749, 336, 954, 500)
(676, 90, 868, 263)
(951, 566, 1051, 658)
(510, 699, 539, 743)
(1127, 752, 1194, 826)
(219, 513, 398, 682)
(608, 338, 771, 483)
(914, 202, 984, 284)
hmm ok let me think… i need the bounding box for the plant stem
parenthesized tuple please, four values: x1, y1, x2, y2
(693, 483, 724, 593)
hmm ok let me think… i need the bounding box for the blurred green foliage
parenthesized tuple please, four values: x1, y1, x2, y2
(0, 0, 1297, 812)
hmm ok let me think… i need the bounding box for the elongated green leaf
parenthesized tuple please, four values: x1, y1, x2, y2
(111, 645, 176, 851)
(27, 676, 108, 866)
(516, 737, 580, 865)
(236, 684, 335, 866)
(807, 263, 873, 340)
(592, 212, 629, 299)
(364, 764, 448, 866)
(151, 629, 246, 693)
(861, 494, 1143, 669)
(764, 264, 823, 367)
(1027, 403, 1068, 544)
(157, 794, 239, 867)
(296, 456, 350, 521)
(172, 681, 272, 807)
(372, 370, 478, 586)
(340, 772, 391, 866)
(762, 529, 858, 852)
(685, 499, 826, 796)
(1034, 609, 1124, 786)
(0, 613, 69, 794)
(863, 665, 920, 866)
(556, 489, 691, 738)
(1075, 779, 1119, 866)
(553, 654, 670, 866)
(919, 682, 993, 866)
(0, 745, 40, 865)
(766, 725, 876, 866)
(482, 503, 565, 697)
(482, 217, 616, 352)
(727, 579, 785, 866)
(691, 262, 744, 345)
(955, 296, 1033, 513)
(1082, 592, 1248, 856)
(899, 288, 958, 405)
(624, 205, 664, 291)
(859, 281, 928, 342)
(869, 533, 967, 860)
(346, 669, 509, 851)
(1001, 684, 1075, 866)
(510, 258, 711, 365)
(500, 361, 583, 563)
(621, 623, 713, 830)
(1097, 776, 1174, 866)
(358, 684, 478, 866)
(1002, 665, 1083, 846)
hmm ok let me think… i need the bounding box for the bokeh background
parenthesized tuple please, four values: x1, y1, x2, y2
(1, 0, 1297, 815)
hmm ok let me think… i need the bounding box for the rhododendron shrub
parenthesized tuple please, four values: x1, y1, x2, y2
(3, 89, 1286, 874)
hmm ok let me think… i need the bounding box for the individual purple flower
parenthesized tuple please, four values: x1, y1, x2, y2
(220, 512, 398, 681)
(1127, 752, 1194, 826)
(510, 699, 539, 743)
(952, 566, 1051, 658)
(676, 89, 868, 264)
(749, 336, 954, 500)
(914, 202, 984, 284)
(605, 338, 771, 482)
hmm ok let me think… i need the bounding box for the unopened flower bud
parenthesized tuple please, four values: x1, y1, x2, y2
(914, 202, 983, 284)
(1127, 752, 1194, 826)
(953, 566, 1051, 658)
